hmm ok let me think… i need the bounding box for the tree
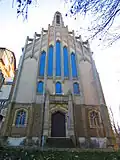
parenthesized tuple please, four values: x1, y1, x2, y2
(12, 0, 34, 20)
(66, 0, 120, 45)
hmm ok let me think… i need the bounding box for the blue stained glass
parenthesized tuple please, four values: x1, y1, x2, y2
(39, 51, 46, 76)
(15, 110, 26, 126)
(73, 82, 80, 94)
(71, 53, 77, 77)
(63, 47, 69, 77)
(48, 45, 53, 76)
(56, 82, 62, 94)
(56, 41, 61, 76)
(37, 81, 43, 94)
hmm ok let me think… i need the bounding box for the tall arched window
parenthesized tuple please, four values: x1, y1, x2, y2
(37, 81, 44, 94)
(39, 51, 46, 76)
(55, 82, 62, 94)
(48, 45, 53, 76)
(89, 111, 100, 127)
(71, 53, 77, 78)
(73, 82, 80, 94)
(15, 110, 26, 126)
(63, 47, 69, 77)
(56, 41, 61, 76)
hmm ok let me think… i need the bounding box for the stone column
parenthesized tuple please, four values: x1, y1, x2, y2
(68, 94, 74, 136)
(43, 92, 49, 136)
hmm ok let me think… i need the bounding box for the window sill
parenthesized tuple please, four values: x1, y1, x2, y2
(64, 77, 69, 80)
(12, 124, 27, 128)
(72, 77, 78, 80)
(36, 92, 43, 95)
(38, 76, 44, 79)
(47, 76, 53, 79)
(74, 93, 80, 96)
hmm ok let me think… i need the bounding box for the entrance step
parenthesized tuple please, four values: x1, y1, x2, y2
(46, 137, 75, 148)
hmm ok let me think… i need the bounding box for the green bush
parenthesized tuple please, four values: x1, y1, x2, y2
(0, 147, 120, 160)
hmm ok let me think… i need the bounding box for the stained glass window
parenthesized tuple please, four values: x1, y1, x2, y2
(56, 82, 62, 94)
(48, 45, 53, 76)
(73, 82, 80, 94)
(89, 111, 100, 127)
(56, 41, 61, 76)
(71, 53, 77, 77)
(39, 51, 46, 76)
(63, 47, 69, 77)
(37, 81, 44, 94)
(15, 110, 26, 126)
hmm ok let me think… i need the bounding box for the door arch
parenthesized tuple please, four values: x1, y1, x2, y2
(51, 111, 66, 137)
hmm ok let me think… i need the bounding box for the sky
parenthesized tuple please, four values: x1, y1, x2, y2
(0, 0, 120, 125)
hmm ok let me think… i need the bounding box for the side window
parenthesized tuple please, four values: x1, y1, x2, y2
(15, 110, 27, 127)
(89, 111, 101, 128)
(37, 81, 44, 94)
(73, 82, 80, 94)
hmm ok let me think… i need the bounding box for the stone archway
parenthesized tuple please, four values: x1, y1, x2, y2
(51, 111, 66, 137)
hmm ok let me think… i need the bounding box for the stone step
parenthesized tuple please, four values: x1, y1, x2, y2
(46, 137, 75, 148)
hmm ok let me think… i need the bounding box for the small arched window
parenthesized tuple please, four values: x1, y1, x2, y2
(89, 111, 100, 127)
(73, 82, 80, 94)
(56, 41, 61, 76)
(63, 47, 69, 77)
(15, 110, 26, 126)
(56, 15, 60, 24)
(55, 82, 62, 94)
(71, 53, 77, 78)
(37, 81, 44, 94)
(48, 45, 53, 76)
(39, 51, 46, 76)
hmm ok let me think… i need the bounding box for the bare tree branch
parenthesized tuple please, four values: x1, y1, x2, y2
(66, 0, 120, 45)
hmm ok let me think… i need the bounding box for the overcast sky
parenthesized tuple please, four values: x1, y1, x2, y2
(0, 0, 120, 125)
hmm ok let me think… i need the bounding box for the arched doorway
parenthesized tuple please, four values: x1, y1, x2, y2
(51, 111, 66, 137)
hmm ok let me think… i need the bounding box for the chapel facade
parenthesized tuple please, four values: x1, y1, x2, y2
(1, 12, 114, 148)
